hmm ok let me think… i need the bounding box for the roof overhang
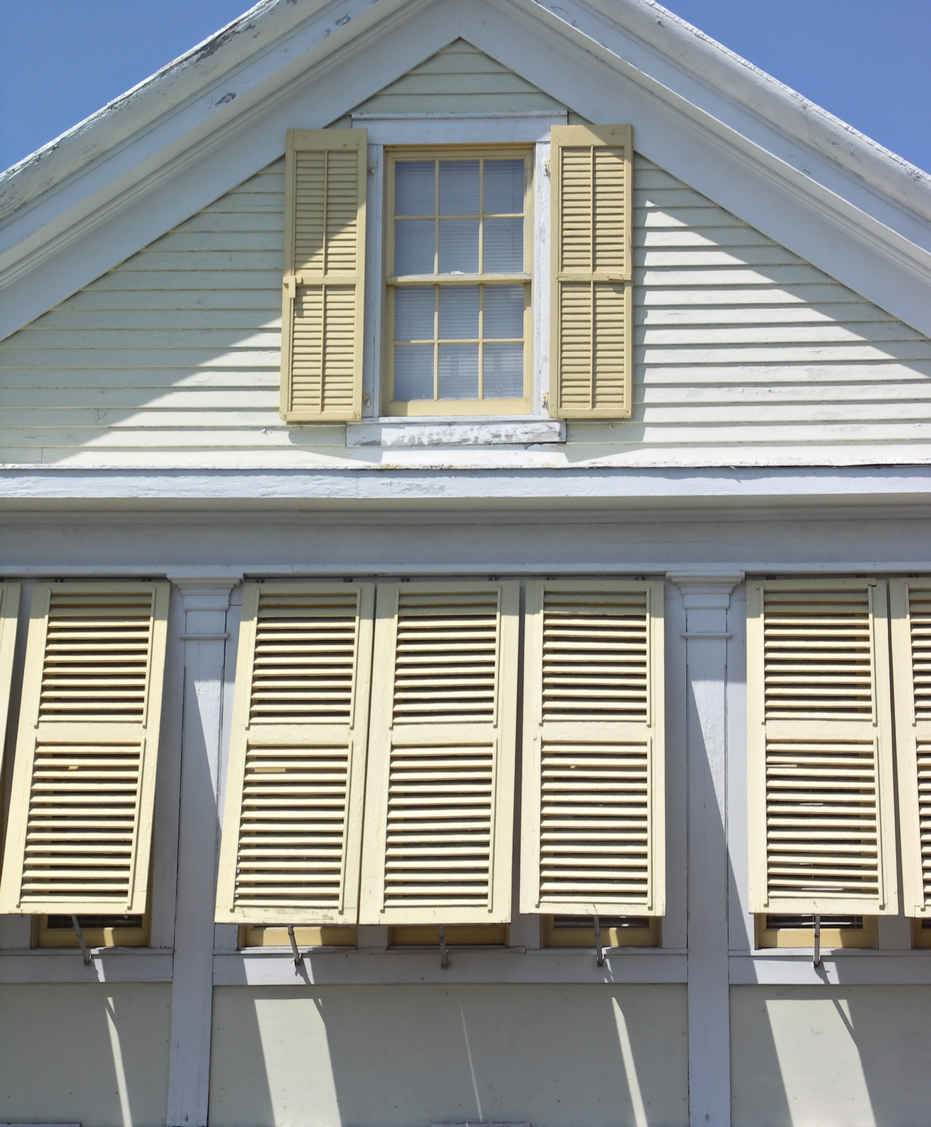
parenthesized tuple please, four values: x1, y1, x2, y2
(3, 0, 931, 340)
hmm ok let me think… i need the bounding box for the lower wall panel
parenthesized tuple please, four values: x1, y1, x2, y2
(209, 983, 688, 1127)
(731, 985, 931, 1127)
(0, 982, 171, 1127)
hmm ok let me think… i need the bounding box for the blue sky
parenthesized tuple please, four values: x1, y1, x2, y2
(1, 0, 929, 174)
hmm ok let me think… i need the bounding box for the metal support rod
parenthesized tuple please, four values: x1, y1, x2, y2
(813, 915, 821, 968)
(287, 924, 303, 967)
(438, 924, 450, 970)
(71, 915, 91, 966)
(594, 915, 605, 966)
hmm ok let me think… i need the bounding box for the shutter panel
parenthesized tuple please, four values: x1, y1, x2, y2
(890, 579, 931, 916)
(551, 124, 633, 420)
(280, 129, 367, 423)
(0, 582, 169, 915)
(0, 582, 21, 777)
(747, 579, 897, 915)
(359, 581, 520, 925)
(216, 582, 374, 924)
(519, 580, 664, 916)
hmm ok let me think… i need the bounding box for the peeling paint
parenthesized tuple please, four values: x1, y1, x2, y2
(335, 14, 351, 26)
(195, 21, 257, 62)
(215, 92, 237, 105)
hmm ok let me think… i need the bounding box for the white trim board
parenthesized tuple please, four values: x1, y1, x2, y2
(2, 0, 931, 339)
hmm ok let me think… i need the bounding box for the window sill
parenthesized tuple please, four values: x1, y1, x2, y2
(346, 418, 566, 448)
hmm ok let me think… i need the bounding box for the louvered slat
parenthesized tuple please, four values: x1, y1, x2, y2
(748, 579, 897, 915)
(361, 582, 519, 924)
(551, 124, 633, 419)
(215, 583, 374, 924)
(281, 130, 366, 423)
(0, 582, 168, 915)
(521, 580, 665, 917)
(890, 580, 931, 915)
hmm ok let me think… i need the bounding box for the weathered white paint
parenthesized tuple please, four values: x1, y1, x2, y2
(208, 984, 689, 1127)
(3, 152, 930, 469)
(0, 983, 171, 1126)
(346, 419, 566, 447)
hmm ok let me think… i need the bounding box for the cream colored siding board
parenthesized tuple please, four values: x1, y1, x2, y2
(891, 579, 931, 917)
(216, 582, 374, 924)
(551, 125, 634, 420)
(520, 580, 665, 917)
(280, 130, 366, 424)
(351, 40, 564, 115)
(747, 579, 898, 915)
(0, 582, 169, 915)
(360, 581, 519, 925)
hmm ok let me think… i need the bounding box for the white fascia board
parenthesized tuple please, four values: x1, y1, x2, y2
(0, 466, 930, 505)
(3, 0, 931, 339)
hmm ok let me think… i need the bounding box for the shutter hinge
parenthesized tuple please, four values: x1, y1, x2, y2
(544, 160, 551, 176)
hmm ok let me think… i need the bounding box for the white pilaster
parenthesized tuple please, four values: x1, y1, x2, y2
(668, 572, 743, 1127)
(165, 577, 239, 1127)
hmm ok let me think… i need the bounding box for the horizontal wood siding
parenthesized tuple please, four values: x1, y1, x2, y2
(2, 153, 931, 468)
(350, 40, 564, 115)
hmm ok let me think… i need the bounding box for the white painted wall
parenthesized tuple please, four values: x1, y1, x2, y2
(0, 983, 171, 1125)
(209, 983, 688, 1127)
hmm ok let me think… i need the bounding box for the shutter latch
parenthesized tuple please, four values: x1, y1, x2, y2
(438, 924, 451, 970)
(812, 915, 821, 968)
(287, 924, 304, 968)
(593, 915, 605, 967)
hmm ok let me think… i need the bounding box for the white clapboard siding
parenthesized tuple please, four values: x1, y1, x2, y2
(747, 579, 898, 915)
(3, 93, 931, 466)
(890, 580, 931, 917)
(520, 580, 664, 917)
(359, 581, 520, 925)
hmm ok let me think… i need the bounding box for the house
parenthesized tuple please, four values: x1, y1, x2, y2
(2, 1, 931, 1125)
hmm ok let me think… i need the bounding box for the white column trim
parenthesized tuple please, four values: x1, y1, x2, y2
(669, 571, 743, 1127)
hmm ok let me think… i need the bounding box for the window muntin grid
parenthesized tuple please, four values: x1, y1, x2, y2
(386, 149, 532, 415)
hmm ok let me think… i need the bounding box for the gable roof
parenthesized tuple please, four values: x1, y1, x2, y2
(2, 0, 931, 343)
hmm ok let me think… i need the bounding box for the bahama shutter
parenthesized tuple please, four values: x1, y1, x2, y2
(520, 580, 664, 917)
(280, 129, 367, 423)
(747, 579, 897, 915)
(550, 124, 633, 419)
(359, 581, 520, 925)
(0, 583, 22, 777)
(0, 582, 169, 915)
(890, 579, 931, 916)
(216, 582, 374, 924)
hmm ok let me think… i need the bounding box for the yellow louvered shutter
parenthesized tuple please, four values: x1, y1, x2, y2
(520, 580, 664, 917)
(747, 579, 897, 915)
(0, 582, 22, 777)
(0, 582, 169, 915)
(359, 581, 520, 925)
(216, 582, 374, 924)
(551, 124, 633, 419)
(890, 579, 931, 916)
(280, 129, 367, 423)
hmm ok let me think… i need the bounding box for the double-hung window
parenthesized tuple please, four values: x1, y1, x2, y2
(385, 148, 532, 415)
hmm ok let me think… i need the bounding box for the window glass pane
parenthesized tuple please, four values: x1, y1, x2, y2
(483, 343, 524, 398)
(438, 343, 479, 398)
(438, 286, 479, 340)
(394, 345, 434, 400)
(439, 160, 480, 215)
(395, 219, 435, 275)
(484, 160, 524, 214)
(483, 216, 523, 273)
(395, 287, 435, 341)
(395, 161, 435, 216)
(439, 219, 479, 273)
(483, 285, 524, 339)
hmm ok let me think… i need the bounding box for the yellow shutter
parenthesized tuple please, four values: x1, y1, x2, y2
(0, 582, 169, 915)
(747, 579, 897, 915)
(359, 581, 520, 925)
(215, 582, 374, 924)
(0, 582, 22, 778)
(519, 580, 664, 917)
(550, 124, 633, 419)
(280, 128, 367, 423)
(890, 579, 931, 916)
